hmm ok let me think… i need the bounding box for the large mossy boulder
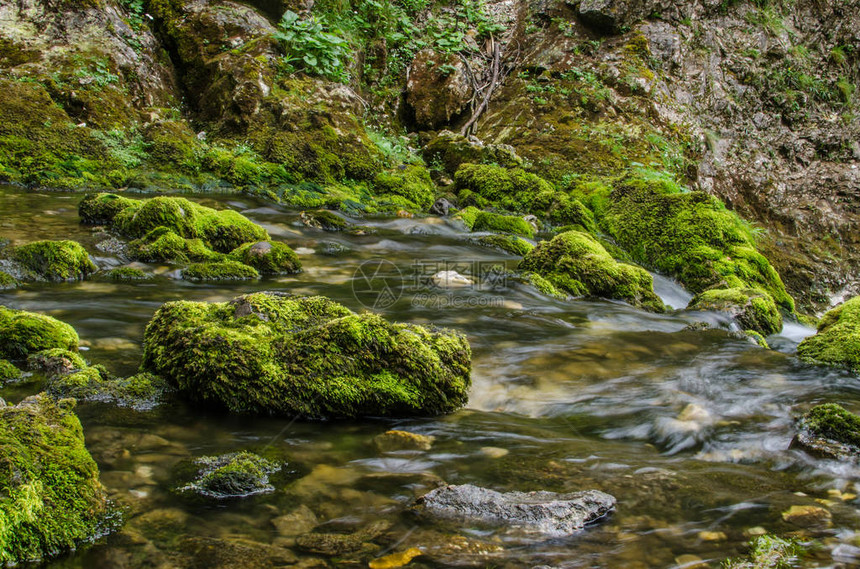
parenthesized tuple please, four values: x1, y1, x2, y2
(0, 394, 113, 565)
(141, 292, 471, 418)
(591, 175, 794, 313)
(79, 193, 269, 253)
(797, 297, 860, 372)
(126, 227, 223, 263)
(0, 306, 79, 360)
(687, 287, 782, 336)
(12, 240, 97, 282)
(228, 241, 301, 274)
(791, 403, 860, 460)
(518, 231, 664, 312)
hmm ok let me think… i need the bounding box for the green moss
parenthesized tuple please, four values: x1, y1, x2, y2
(453, 206, 481, 230)
(688, 287, 782, 336)
(228, 241, 301, 275)
(300, 210, 349, 231)
(12, 240, 97, 282)
(0, 360, 21, 382)
(723, 534, 804, 569)
(0, 394, 113, 565)
(522, 272, 567, 299)
(27, 349, 88, 377)
(126, 227, 223, 263)
(519, 230, 665, 312)
(471, 235, 534, 257)
(105, 266, 151, 281)
(141, 292, 471, 418)
(744, 330, 770, 349)
(797, 297, 860, 371)
(423, 131, 523, 176)
(472, 211, 535, 239)
(798, 404, 860, 448)
(0, 272, 18, 290)
(373, 165, 436, 210)
(0, 306, 79, 360)
(143, 121, 199, 173)
(78, 193, 135, 225)
(454, 163, 554, 213)
(182, 261, 260, 281)
(183, 452, 280, 499)
(50, 368, 105, 400)
(595, 173, 794, 312)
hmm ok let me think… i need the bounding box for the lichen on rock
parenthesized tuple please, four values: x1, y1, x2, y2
(141, 291, 471, 418)
(519, 230, 664, 311)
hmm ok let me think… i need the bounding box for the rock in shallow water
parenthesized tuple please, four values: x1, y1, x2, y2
(415, 484, 616, 536)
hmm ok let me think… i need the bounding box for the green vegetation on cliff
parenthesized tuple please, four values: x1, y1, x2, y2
(141, 292, 472, 418)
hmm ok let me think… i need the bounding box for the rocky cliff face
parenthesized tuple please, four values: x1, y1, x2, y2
(0, 0, 857, 313)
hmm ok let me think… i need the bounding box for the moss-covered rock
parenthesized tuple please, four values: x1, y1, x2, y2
(0, 271, 18, 290)
(141, 292, 471, 418)
(472, 211, 535, 239)
(126, 227, 223, 263)
(181, 452, 280, 499)
(0, 306, 79, 360)
(105, 266, 151, 281)
(423, 131, 524, 177)
(592, 174, 794, 313)
(471, 235, 534, 257)
(744, 330, 769, 349)
(0, 394, 113, 565)
(687, 288, 782, 336)
(0, 360, 21, 382)
(373, 165, 436, 210)
(182, 261, 260, 282)
(27, 349, 87, 378)
(12, 240, 97, 282)
(521, 272, 567, 299)
(78, 193, 135, 225)
(518, 230, 664, 312)
(454, 163, 554, 213)
(723, 534, 804, 569)
(791, 403, 860, 460)
(228, 241, 301, 275)
(797, 296, 860, 372)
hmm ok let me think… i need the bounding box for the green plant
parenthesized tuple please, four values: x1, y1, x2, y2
(273, 11, 351, 83)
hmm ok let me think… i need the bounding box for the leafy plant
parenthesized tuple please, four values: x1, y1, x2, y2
(273, 11, 351, 83)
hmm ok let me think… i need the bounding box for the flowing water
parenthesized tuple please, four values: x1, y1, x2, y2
(1, 185, 859, 569)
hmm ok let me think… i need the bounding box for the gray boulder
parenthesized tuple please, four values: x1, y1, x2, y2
(415, 484, 615, 536)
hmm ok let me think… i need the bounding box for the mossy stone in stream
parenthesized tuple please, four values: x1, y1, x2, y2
(141, 292, 472, 418)
(182, 452, 280, 499)
(591, 173, 794, 313)
(0, 394, 113, 566)
(471, 235, 534, 257)
(228, 241, 301, 274)
(723, 534, 804, 569)
(79, 194, 269, 253)
(182, 261, 260, 282)
(300, 210, 350, 231)
(454, 163, 553, 212)
(373, 165, 436, 210)
(519, 230, 664, 312)
(0, 360, 21, 382)
(472, 211, 535, 239)
(0, 306, 79, 360)
(105, 266, 151, 281)
(12, 240, 97, 282)
(27, 349, 87, 377)
(791, 403, 860, 460)
(687, 287, 782, 336)
(797, 296, 860, 372)
(0, 271, 18, 290)
(126, 227, 222, 263)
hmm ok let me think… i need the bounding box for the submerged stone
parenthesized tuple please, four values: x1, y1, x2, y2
(416, 484, 615, 536)
(519, 230, 665, 312)
(687, 287, 782, 335)
(181, 452, 280, 499)
(0, 306, 79, 360)
(296, 520, 390, 556)
(12, 240, 96, 282)
(373, 430, 435, 453)
(797, 296, 860, 372)
(791, 403, 860, 460)
(0, 394, 114, 565)
(141, 292, 471, 418)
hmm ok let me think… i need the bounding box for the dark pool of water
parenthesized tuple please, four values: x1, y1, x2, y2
(1, 186, 858, 569)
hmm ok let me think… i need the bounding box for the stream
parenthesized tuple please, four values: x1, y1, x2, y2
(1, 185, 859, 568)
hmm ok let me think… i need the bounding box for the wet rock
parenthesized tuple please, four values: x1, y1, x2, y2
(27, 348, 87, 377)
(300, 210, 350, 231)
(179, 536, 298, 569)
(790, 403, 860, 460)
(317, 241, 351, 256)
(479, 446, 509, 459)
(369, 547, 423, 569)
(781, 504, 832, 528)
(272, 505, 319, 546)
(432, 270, 473, 288)
(181, 452, 280, 499)
(406, 49, 471, 130)
(687, 287, 782, 336)
(374, 430, 435, 452)
(415, 484, 616, 536)
(430, 198, 452, 216)
(797, 297, 860, 372)
(141, 292, 471, 418)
